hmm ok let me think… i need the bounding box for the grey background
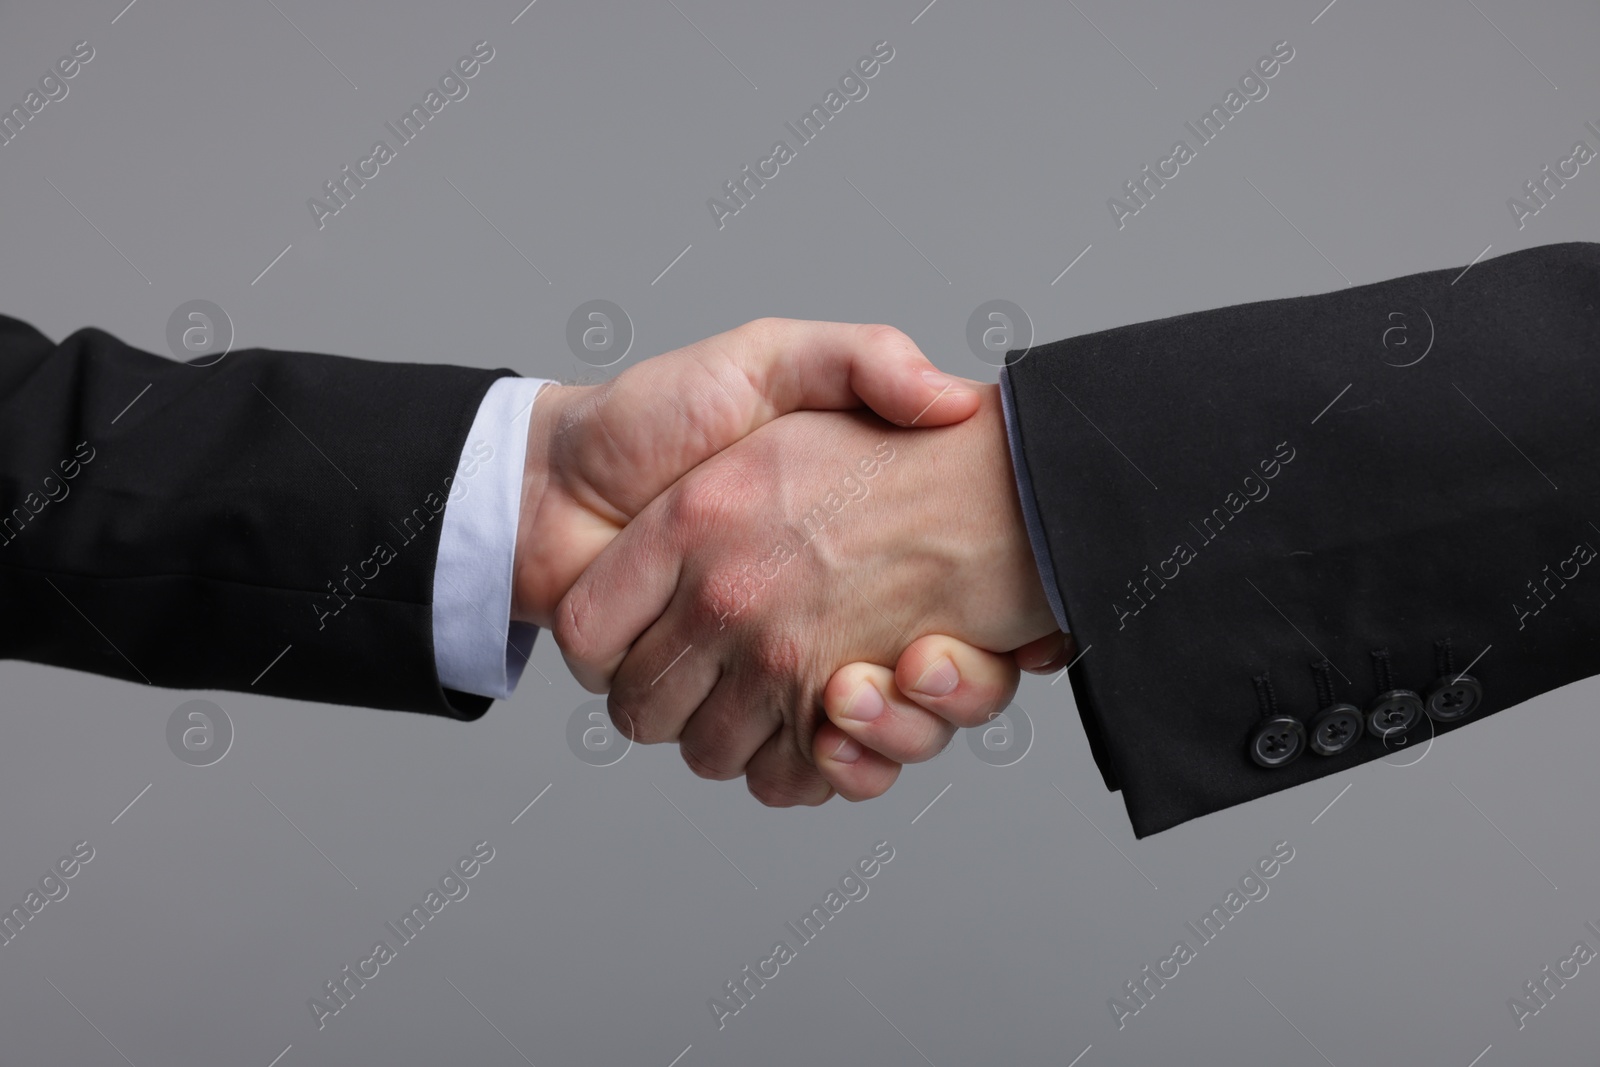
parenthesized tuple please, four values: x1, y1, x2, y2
(2, 0, 1598, 1064)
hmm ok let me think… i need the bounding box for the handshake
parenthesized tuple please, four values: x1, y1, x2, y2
(512, 318, 1068, 806)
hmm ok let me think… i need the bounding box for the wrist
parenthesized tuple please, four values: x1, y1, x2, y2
(510, 383, 593, 627)
(968, 384, 1058, 646)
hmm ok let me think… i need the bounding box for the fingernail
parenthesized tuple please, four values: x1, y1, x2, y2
(840, 682, 885, 722)
(830, 736, 863, 763)
(910, 657, 959, 697)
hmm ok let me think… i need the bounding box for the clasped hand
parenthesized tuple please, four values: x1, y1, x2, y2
(511, 319, 1066, 805)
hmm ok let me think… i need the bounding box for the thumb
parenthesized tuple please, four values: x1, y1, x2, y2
(747, 318, 982, 429)
(621, 318, 982, 436)
(586, 319, 982, 518)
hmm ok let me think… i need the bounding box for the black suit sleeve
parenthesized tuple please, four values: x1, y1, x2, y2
(1005, 241, 1600, 837)
(0, 316, 516, 718)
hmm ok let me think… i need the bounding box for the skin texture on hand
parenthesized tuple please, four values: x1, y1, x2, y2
(553, 384, 1058, 806)
(509, 318, 981, 628)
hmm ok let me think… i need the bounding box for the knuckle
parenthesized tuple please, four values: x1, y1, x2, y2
(689, 556, 771, 633)
(747, 750, 823, 808)
(751, 627, 804, 681)
(552, 592, 603, 678)
(680, 743, 741, 782)
(688, 565, 745, 631)
(606, 692, 665, 745)
(860, 322, 915, 358)
(742, 315, 792, 338)
(731, 317, 785, 356)
(748, 773, 802, 808)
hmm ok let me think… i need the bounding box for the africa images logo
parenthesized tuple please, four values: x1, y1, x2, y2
(1107, 40, 1294, 230)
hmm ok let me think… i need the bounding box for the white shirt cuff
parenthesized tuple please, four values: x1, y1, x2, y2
(431, 376, 553, 699)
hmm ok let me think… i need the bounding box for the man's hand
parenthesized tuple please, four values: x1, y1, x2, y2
(812, 629, 1075, 801)
(552, 384, 1058, 805)
(511, 319, 979, 628)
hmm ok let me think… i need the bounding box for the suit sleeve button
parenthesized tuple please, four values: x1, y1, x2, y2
(1366, 690, 1425, 738)
(1308, 702, 1364, 755)
(1249, 716, 1306, 768)
(1425, 674, 1483, 722)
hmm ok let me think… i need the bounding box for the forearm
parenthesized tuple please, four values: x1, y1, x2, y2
(1005, 241, 1600, 836)
(0, 317, 513, 716)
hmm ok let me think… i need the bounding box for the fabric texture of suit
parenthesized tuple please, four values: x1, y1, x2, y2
(1004, 241, 1600, 837)
(0, 316, 512, 718)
